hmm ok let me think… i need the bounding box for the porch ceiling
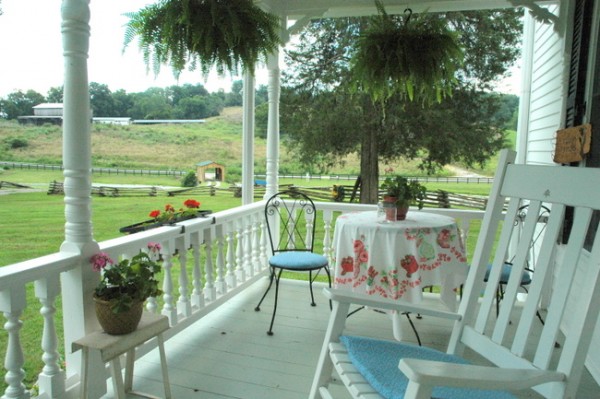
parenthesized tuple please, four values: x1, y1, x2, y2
(257, 0, 558, 19)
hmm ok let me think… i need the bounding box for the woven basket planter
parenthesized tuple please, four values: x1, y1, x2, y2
(93, 296, 143, 335)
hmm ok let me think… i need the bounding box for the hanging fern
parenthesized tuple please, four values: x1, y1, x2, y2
(123, 0, 281, 78)
(352, 1, 464, 103)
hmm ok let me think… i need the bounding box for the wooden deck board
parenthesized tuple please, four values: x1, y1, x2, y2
(102, 278, 599, 399)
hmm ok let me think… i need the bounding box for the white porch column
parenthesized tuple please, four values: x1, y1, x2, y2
(265, 50, 281, 199)
(242, 72, 256, 205)
(59, 0, 102, 393)
(516, 10, 534, 164)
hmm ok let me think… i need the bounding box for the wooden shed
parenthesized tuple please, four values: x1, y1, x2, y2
(196, 161, 225, 183)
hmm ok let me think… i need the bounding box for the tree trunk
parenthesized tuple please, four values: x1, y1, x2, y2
(359, 126, 379, 204)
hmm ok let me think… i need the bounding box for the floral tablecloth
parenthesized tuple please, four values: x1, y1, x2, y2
(333, 211, 468, 311)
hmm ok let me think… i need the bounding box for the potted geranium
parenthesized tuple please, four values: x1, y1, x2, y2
(90, 242, 163, 334)
(380, 175, 426, 220)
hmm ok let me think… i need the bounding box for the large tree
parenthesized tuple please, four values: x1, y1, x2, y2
(281, 10, 522, 203)
(90, 82, 116, 117)
(0, 90, 46, 120)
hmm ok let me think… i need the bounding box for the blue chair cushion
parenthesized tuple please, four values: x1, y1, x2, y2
(340, 335, 515, 399)
(269, 251, 328, 270)
(484, 263, 532, 285)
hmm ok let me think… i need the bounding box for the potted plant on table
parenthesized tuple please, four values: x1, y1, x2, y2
(380, 176, 426, 220)
(90, 242, 163, 335)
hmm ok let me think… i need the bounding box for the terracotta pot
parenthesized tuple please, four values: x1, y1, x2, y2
(396, 205, 409, 221)
(383, 196, 409, 221)
(93, 296, 143, 335)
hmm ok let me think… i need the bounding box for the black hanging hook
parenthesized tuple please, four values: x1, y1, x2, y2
(404, 8, 412, 24)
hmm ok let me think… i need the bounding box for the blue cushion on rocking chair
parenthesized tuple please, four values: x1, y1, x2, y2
(340, 335, 515, 399)
(484, 262, 532, 285)
(269, 251, 328, 270)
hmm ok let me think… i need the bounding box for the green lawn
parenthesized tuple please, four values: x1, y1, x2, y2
(0, 171, 492, 391)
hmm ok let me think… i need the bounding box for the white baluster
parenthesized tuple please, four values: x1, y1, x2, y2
(191, 232, 205, 308)
(252, 214, 261, 276)
(146, 295, 158, 314)
(161, 241, 177, 325)
(1, 288, 29, 399)
(323, 210, 333, 262)
(236, 222, 246, 282)
(215, 225, 227, 295)
(35, 276, 65, 398)
(226, 222, 237, 289)
(260, 218, 269, 271)
(289, 208, 297, 250)
(176, 237, 192, 318)
(305, 212, 314, 250)
(146, 241, 163, 314)
(243, 217, 253, 277)
(204, 228, 217, 301)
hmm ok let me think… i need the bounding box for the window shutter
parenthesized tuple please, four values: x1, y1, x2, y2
(562, 0, 598, 247)
(562, 0, 594, 242)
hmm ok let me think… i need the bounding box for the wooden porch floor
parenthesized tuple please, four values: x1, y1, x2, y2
(104, 277, 599, 398)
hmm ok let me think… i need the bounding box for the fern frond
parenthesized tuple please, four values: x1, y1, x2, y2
(351, 1, 463, 104)
(123, 0, 281, 79)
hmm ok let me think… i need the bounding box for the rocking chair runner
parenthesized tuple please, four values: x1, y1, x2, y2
(310, 149, 600, 399)
(255, 190, 332, 335)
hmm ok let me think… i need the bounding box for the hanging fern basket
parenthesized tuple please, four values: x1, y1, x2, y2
(352, 2, 464, 103)
(124, 0, 281, 78)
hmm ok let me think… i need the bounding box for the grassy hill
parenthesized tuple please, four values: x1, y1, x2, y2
(0, 107, 503, 180)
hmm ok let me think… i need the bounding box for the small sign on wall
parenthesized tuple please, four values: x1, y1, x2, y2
(553, 123, 592, 163)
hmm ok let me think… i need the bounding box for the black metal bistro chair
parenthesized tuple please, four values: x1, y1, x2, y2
(255, 190, 332, 335)
(484, 204, 550, 323)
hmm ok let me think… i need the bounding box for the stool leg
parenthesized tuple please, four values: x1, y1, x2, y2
(80, 348, 89, 399)
(124, 349, 135, 393)
(158, 334, 172, 399)
(110, 357, 126, 398)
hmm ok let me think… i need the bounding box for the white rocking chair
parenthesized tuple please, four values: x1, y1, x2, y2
(310, 149, 600, 399)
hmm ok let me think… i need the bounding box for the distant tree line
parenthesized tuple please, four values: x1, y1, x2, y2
(0, 80, 269, 121)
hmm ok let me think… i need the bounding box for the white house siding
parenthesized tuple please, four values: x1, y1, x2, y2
(524, 2, 600, 385)
(521, 4, 565, 166)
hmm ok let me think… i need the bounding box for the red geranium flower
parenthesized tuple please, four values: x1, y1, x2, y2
(149, 210, 161, 219)
(184, 199, 201, 208)
(147, 199, 202, 223)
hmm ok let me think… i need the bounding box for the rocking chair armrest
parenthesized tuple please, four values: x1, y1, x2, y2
(323, 288, 462, 321)
(399, 358, 565, 393)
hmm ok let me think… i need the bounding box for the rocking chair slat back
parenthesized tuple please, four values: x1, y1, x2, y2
(452, 154, 600, 398)
(512, 203, 564, 357)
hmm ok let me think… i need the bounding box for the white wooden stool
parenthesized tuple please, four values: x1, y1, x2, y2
(72, 312, 171, 399)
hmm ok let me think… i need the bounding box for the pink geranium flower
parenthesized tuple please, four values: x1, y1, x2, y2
(89, 252, 114, 272)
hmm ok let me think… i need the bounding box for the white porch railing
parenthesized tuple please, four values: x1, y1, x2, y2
(0, 202, 484, 399)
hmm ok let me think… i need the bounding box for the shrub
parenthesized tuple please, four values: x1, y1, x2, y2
(181, 171, 198, 187)
(5, 137, 29, 149)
